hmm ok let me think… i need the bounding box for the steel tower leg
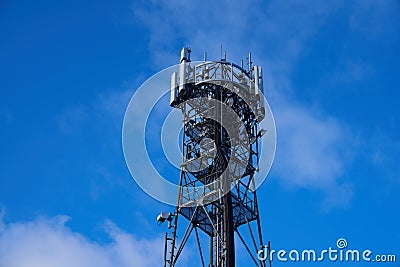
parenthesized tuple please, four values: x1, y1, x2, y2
(223, 192, 235, 267)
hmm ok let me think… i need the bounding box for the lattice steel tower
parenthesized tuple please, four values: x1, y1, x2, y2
(159, 47, 271, 267)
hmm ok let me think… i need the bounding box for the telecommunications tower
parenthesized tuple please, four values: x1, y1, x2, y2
(158, 48, 272, 267)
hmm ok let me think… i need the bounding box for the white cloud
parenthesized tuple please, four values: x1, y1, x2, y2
(0, 215, 163, 267)
(274, 100, 344, 188)
(267, 89, 354, 208)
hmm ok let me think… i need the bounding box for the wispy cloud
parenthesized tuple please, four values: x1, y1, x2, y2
(54, 86, 140, 203)
(133, 0, 342, 69)
(0, 207, 5, 233)
(0, 109, 12, 123)
(0, 215, 163, 267)
(274, 99, 345, 188)
(56, 88, 134, 135)
(367, 129, 400, 189)
(57, 105, 90, 135)
(320, 60, 374, 89)
(349, 0, 400, 39)
(269, 89, 354, 208)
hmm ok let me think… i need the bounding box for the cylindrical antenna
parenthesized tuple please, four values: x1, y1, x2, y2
(204, 51, 207, 62)
(248, 52, 252, 73)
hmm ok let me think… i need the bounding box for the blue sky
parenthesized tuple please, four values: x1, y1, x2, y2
(1, 0, 400, 266)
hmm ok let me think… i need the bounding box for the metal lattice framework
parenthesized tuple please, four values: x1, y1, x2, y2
(162, 48, 272, 267)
